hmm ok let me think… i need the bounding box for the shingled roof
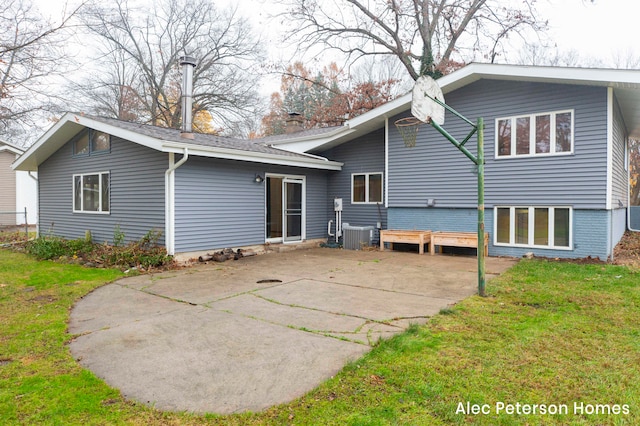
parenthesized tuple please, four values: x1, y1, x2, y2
(13, 113, 343, 171)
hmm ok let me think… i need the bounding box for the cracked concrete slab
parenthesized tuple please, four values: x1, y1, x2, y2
(68, 283, 193, 335)
(254, 279, 456, 321)
(210, 293, 367, 334)
(71, 306, 367, 414)
(68, 247, 516, 414)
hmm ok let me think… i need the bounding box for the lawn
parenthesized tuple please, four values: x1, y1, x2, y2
(1, 248, 639, 425)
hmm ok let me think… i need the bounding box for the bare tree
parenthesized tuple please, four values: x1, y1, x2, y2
(516, 45, 587, 68)
(276, 0, 547, 80)
(0, 0, 79, 142)
(78, 0, 263, 134)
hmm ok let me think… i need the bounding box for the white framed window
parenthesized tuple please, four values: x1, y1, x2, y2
(496, 110, 573, 158)
(494, 206, 572, 249)
(73, 172, 110, 214)
(351, 173, 383, 204)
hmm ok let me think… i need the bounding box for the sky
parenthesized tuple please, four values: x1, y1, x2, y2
(28, 0, 639, 126)
(536, 0, 638, 64)
(36, 0, 638, 68)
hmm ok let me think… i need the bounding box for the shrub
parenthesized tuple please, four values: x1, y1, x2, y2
(24, 230, 173, 270)
(26, 236, 74, 260)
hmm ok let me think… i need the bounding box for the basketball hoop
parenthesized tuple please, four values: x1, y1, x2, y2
(394, 116, 423, 148)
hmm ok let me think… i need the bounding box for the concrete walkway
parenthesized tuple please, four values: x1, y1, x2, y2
(68, 248, 515, 414)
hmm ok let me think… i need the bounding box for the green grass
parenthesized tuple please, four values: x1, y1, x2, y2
(1, 249, 639, 425)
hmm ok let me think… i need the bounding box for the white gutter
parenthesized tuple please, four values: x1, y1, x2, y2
(161, 142, 343, 170)
(165, 148, 189, 255)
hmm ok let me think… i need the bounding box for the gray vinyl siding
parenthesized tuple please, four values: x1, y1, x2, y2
(630, 206, 640, 230)
(320, 128, 387, 233)
(388, 207, 612, 260)
(38, 135, 166, 244)
(0, 151, 17, 225)
(174, 157, 328, 253)
(611, 95, 628, 208)
(388, 80, 609, 209)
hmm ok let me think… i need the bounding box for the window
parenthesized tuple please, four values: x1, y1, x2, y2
(494, 206, 571, 249)
(496, 110, 573, 158)
(74, 130, 110, 156)
(73, 172, 110, 213)
(352, 173, 383, 203)
(91, 131, 110, 153)
(74, 133, 90, 156)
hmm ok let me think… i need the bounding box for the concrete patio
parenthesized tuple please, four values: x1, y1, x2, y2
(68, 247, 516, 414)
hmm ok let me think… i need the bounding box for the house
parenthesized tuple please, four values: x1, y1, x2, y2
(12, 63, 640, 260)
(0, 140, 37, 226)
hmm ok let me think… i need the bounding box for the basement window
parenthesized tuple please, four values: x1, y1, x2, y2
(494, 206, 571, 249)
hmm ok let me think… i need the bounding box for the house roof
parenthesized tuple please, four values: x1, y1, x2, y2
(270, 63, 640, 153)
(0, 140, 25, 155)
(12, 63, 640, 172)
(12, 113, 343, 171)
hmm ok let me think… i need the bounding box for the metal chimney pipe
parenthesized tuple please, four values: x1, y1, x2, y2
(179, 56, 197, 138)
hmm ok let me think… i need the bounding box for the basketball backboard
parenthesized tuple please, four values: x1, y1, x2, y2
(411, 75, 445, 125)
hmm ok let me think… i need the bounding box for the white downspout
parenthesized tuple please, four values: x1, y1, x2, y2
(165, 148, 189, 255)
(28, 171, 39, 237)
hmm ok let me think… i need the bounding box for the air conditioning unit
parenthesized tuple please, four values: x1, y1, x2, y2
(342, 224, 375, 250)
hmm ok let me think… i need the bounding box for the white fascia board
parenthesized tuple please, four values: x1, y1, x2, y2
(13, 113, 165, 171)
(458, 63, 640, 89)
(71, 115, 163, 151)
(12, 113, 74, 171)
(268, 130, 358, 154)
(266, 128, 359, 154)
(266, 127, 349, 146)
(345, 64, 640, 134)
(1, 142, 24, 155)
(161, 143, 343, 171)
(346, 94, 412, 129)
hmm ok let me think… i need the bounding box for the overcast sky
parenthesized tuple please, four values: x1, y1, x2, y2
(37, 0, 638, 67)
(537, 0, 637, 63)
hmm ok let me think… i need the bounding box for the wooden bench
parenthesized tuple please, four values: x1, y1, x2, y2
(430, 231, 489, 256)
(379, 230, 432, 255)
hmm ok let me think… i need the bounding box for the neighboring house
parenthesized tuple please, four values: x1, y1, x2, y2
(13, 63, 640, 260)
(0, 140, 37, 226)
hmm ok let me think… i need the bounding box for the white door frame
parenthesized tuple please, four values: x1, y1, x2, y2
(265, 173, 306, 244)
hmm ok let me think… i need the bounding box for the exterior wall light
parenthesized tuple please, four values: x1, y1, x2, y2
(254, 174, 264, 183)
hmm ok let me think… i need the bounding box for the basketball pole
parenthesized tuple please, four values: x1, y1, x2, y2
(477, 117, 485, 297)
(426, 113, 486, 297)
(404, 75, 486, 297)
